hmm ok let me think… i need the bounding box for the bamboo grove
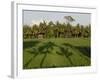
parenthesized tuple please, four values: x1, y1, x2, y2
(23, 16, 91, 39)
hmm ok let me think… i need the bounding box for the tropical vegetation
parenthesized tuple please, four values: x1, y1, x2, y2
(23, 16, 91, 69)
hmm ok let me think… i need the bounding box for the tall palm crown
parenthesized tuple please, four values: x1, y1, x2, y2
(64, 16, 75, 23)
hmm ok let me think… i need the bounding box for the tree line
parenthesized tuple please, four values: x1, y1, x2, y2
(23, 16, 91, 39)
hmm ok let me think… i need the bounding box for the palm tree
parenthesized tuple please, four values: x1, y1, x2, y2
(53, 21, 60, 38)
(64, 16, 75, 38)
(38, 20, 48, 38)
(80, 25, 84, 37)
(23, 25, 29, 39)
(83, 25, 91, 37)
(64, 16, 75, 23)
(48, 21, 54, 27)
(23, 25, 32, 39)
(59, 23, 65, 38)
(46, 21, 54, 38)
(32, 24, 39, 38)
(75, 24, 81, 37)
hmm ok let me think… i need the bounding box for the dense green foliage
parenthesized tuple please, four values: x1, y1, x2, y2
(23, 38, 90, 69)
(23, 16, 91, 39)
(23, 16, 91, 69)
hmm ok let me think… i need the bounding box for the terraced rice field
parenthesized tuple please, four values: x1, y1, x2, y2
(23, 38, 91, 69)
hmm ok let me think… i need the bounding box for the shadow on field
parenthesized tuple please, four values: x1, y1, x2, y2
(23, 47, 39, 69)
(24, 41, 58, 68)
(56, 46, 74, 66)
(23, 40, 40, 49)
(38, 41, 57, 68)
(74, 46, 91, 57)
(63, 43, 91, 58)
(23, 40, 91, 69)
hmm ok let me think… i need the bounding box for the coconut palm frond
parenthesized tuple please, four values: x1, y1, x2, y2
(64, 16, 75, 22)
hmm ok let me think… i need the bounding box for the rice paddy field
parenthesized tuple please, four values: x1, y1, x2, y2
(23, 38, 91, 69)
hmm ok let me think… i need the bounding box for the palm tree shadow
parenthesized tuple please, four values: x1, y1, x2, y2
(74, 46, 91, 58)
(24, 41, 90, 68)
(63, 43, 90, 58)
(23, 40, 40, 49)
(56, 46, 74, 66)
(24, 41, 57, 69)
(23, 47, 39, 69)
(63, 43, 73, 48)
(38, 41, 57, 68)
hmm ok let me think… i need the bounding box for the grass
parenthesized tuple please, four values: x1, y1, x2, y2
(23, 38, 91, 69)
